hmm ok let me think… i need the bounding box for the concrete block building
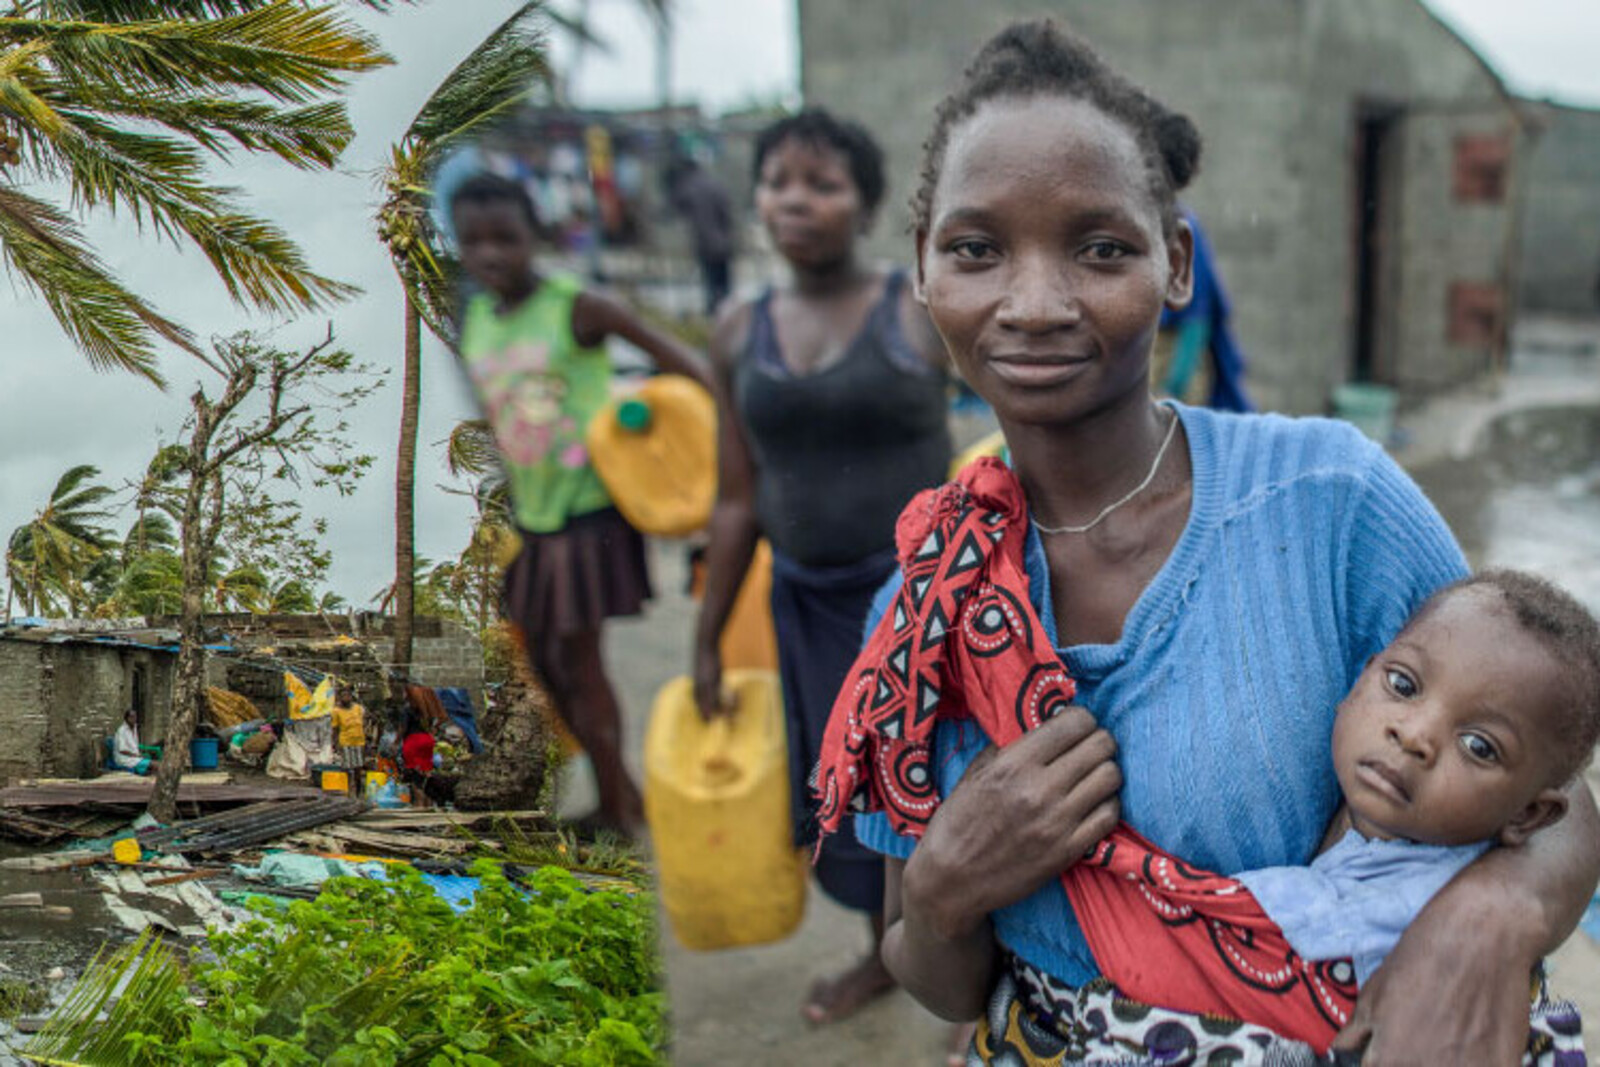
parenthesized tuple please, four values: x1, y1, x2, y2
(1517, 101, 1600, 317)
(0, 614, 484, 784)
(798, 0, 1531, 412)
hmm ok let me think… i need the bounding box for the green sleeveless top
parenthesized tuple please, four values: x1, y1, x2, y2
(459, 274, 614, 533)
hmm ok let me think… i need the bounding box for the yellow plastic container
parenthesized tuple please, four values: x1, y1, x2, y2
(364, 771, 388, 796)
(112, 837, 142, 865)
(586, 374, 716, 537)
(949, 429, 1007, 478)
(645, 670, 806, 951)
(320, 770, 350, 794)
(689, 540, 779, 672)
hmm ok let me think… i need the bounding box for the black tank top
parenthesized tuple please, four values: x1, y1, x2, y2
(733, 271, 952, 568)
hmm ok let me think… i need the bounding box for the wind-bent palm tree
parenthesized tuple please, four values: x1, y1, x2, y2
(0, 1, 391, 383)
(4, 463, 116, 617)
(376, 3, 548, 679)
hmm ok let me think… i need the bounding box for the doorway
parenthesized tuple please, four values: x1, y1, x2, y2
(1353, 106, 1401, 383)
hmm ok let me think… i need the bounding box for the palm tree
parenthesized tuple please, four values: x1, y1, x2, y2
(106, 550, 185, 616)
(0, 1, 392, 383)
(4, 464, 115, 616)
(213, 562, 268, 612)
(376, 3, 549, 680)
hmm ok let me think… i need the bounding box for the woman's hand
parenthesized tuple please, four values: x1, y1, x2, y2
(904, 706, 1121, 940)
(883, 706, 1120, 1021)
(692, 643, 727, 720)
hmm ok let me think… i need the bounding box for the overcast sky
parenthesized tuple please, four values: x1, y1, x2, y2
(2, 0, 1597, 613)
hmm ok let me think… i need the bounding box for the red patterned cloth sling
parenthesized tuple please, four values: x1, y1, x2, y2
(812, 457, 1356, 1052)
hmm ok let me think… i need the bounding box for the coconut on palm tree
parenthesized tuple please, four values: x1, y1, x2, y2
(0, 0, 392, 383)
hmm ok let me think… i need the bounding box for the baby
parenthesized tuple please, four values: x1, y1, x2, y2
(1238, 568, 1600, 987)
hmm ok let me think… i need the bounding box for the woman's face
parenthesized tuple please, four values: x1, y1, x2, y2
(916, 95, 1192, 428)
(454, 197, 537, 301)
(754, 136, 866, 269)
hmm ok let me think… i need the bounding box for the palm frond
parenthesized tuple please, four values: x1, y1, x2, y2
(0, 186, 192, 381)
(0, 4, 392, 105)
(403, 1, 549, 150)
(445, 418, 500, 477)
(24, 929, 188, 1065)
(124, 511, 178, 554)
(46, 84, 354, 168)
(28, 1, 412, 18)
(24, 110, 356, 309)
(375, 4, 549, 342)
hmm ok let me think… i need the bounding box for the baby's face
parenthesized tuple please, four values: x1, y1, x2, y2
(1331, 587, 1568, 846)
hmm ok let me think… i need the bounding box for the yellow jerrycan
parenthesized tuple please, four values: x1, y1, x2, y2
(949, 428, 1007, 478)
(586, 374, 716, 537)
(689, 540, 779, 672)
(645, 670, 806, 950)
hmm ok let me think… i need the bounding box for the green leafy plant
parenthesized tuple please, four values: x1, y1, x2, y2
(26, 861, 664, 1066)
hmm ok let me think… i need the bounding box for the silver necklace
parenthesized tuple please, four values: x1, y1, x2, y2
(1030, 410, 1180, 536)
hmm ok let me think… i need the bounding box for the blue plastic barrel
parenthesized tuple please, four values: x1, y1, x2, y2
(190, 737, 220, 770)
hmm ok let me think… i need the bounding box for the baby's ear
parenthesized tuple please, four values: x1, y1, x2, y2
(1499, 788, 1569, 848)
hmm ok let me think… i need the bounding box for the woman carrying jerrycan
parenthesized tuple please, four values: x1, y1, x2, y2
(692, 109, 952, 1026)
(450, 172, 710, 841)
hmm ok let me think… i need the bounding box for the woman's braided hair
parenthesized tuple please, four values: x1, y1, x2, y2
(912, 20, 1202, 236)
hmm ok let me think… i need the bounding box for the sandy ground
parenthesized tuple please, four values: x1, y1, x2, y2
(559, 320, 1600, 1065)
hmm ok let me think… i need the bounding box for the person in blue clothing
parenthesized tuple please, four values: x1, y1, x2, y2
(851, 19, 1600, 1066)
(1151, 206, 1252, 411)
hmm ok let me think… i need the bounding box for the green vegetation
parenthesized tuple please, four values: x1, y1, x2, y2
(0, 976, 50, 1019)
(25, 861, 664, 1066)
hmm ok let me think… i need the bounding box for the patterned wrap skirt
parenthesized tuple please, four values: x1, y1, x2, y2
(967, 951, 1585, 1067)
(502, 507, 652, 639)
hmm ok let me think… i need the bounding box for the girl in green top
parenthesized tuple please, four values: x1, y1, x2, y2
(451, 172, 710, 838)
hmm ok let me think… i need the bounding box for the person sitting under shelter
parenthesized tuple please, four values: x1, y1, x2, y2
(112, 709, 152, 775)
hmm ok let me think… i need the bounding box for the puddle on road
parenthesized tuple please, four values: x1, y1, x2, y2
(1410, 403, 1600, 611)
(0, 842, 134, 1063)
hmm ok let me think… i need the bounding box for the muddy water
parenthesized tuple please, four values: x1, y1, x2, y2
(1410, 403, 1600, 611)
(0, 842, 135, 1061)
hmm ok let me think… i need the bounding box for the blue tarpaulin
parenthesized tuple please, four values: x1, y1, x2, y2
(435, 687, 482, 753)
(419, 873, 483, 913)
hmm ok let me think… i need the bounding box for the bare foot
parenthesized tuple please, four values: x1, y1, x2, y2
(801, 954, 896, 1025)
(945, 1020, 977, 1066)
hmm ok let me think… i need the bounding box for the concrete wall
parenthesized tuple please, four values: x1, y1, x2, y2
(173, 613, 487, 711)
(0, 640, 177, 784)
(1518, 103, 1600, 315)
(350, 617, 486, 701)
(44, 646, 177, 782)
(798, 0, 1518, 412)
(0, 612, 484, 784)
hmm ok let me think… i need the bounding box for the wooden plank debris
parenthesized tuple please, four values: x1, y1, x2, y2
(345, 812, 549, 840)
(312, 824, 481, 857)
